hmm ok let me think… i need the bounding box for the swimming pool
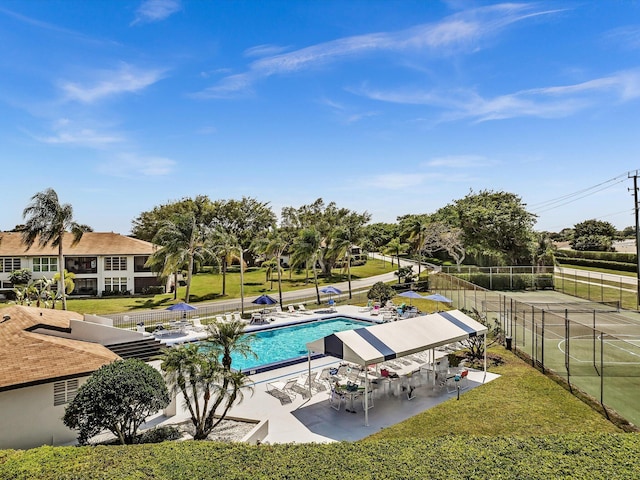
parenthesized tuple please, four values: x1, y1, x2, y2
(223, 317, 371, 373)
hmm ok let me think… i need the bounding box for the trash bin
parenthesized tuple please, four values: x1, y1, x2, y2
(505, 336, 512, 350)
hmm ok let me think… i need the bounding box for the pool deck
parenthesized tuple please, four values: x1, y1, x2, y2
(151, 305, 499, 444)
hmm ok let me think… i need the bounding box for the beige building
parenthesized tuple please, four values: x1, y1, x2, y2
(0, 232, 162, 296)
(0, 306, 121, 449)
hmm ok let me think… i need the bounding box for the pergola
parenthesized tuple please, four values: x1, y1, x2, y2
(306, 310, 488, 425)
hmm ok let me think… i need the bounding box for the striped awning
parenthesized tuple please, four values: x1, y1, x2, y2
(306, 310, 487, 366)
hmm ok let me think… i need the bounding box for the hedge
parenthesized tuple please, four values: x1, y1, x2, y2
(1, 434, 638, 479)
(455, 273, 554, 290)
(557, 257, 637, 273)
(556, 250, 636, 263)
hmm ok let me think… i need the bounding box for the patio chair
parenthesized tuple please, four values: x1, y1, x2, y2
(361, 388, 374, 410)
(215, 315, 225, 324)
(329, 387, 346, 411)
(191, 317, 206, 332)
(224, 313, 233, 322)
(290, 375, 312, 399)
(327, 299, 337, 313)
(250, 313, 263, 325)
(266, 378, 298, 404)
(297, 304, 313, 314)
(287, 305, 302, 316)
(232, 312, 243, 322)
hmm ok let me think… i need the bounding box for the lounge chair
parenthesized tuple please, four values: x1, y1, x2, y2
(215, 315, 225, 324)
(250, 313, 263, 325)
(266, 378, 298, 404)
(327, 299, 337, 313)
(232, 312, 243, 322)
(297, 304, 313, 314)
(287, 305, 302, 316)
(224, 313, 233, 322)
(191, 317, 206, 332)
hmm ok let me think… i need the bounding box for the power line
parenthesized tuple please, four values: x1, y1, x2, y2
(531, 177, 627, 214)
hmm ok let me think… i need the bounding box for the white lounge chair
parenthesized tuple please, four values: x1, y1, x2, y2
(266, 378, 298, 404)
(224, 313, 233, 322)
(215, 315, 225, 324)
(191, 317, 206, 332)
(297, 304, 313, 314)
(287, 305, 301, 316)
(232, 312, 243, 322)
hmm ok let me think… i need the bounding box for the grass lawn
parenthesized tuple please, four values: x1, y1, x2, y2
(364, 345, 621, 440)
(52, 258, 395, 315)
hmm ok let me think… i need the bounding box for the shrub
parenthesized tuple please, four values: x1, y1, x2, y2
(139, 425, 182, 444)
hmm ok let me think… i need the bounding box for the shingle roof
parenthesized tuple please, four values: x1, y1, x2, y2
(0, 232, 156, 256)
(0, 305, 120, 391)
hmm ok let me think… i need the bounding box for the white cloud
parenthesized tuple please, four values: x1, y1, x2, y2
(33, 118, 123, 147)
(131, 0, 182, 25)
(60, 64, 165, 103)
(244, 44, 290, 58)
(603, 25, 640, 50)
(358, 69, 640, 122)
(196, 3, 561, 98)
(97, 153, 176, 177)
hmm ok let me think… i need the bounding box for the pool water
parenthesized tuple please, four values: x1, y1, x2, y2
(226, 317, 370, 372)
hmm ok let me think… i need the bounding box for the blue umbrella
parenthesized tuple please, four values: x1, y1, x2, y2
(398, 290, 424, 305)
(166, 302, 197, 311)
(424, 294, 452, 303)
(424, 293, 452, 311)
(252, 294, 277, 305)
(320, 286, 342, 295)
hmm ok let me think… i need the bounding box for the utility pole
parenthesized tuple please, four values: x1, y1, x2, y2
(628, 171, 640, 310)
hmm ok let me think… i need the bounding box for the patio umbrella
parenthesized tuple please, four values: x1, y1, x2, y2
(166, 302, 197, 311)
(251, 294, 277, 305)
(424, 293, 452, 311)
(398, 290, 424, 305)
(320, 286, 342, 302)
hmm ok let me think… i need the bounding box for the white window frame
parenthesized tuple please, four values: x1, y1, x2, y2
(104, 277, 128, 292)
(0, 258, 21, 273)
(54, 379, 79, 406)
(104, 256, 127, 271)
(33, 257, 58, 273)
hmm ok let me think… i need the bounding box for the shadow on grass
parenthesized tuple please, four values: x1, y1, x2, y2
(125, 297, 174, 310)
(187, 293, 224, 302)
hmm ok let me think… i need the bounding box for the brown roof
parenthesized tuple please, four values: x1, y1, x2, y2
(0, 305, 120, 391)
(0, 232, 156, 256)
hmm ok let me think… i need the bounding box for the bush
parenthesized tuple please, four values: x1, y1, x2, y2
(139, 426, 182, 444)
(142, 285, 165, 295)
(101, 289, 131, 297)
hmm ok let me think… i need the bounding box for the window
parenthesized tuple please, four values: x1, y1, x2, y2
(0, 258, 21, 273)
(33, 257, 58, 272)
(54, 379, 79, 406)
(134, 255, 151, 272)
(104, 277, 128, 292)
(105, 256, 127, 271)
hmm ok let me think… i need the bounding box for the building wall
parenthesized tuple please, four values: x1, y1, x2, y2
(0, 379, 86, 450)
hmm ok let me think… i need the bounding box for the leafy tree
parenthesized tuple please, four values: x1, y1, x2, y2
(131, 195, 214, 242)
(161, 320, 255, 440)
(290, 228, 322, 304)
(571, 219, 616, 251)
(367, 281, 395, 305)
(620, 226, 636, 238)
(210, 197, 276, 267)
(394, 265, 416, 284)
(361, 222, 397, 254)
(63, 359, 169, 445)
(21, 188, 92, 310)
(8, 268, 32, 285)
(532, 232, 557, 268)
(438, 190, 536, 266)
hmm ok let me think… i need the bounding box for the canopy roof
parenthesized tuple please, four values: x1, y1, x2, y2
(306, 310, 487, 366)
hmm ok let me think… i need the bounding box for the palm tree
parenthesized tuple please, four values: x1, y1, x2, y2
(253, 228, 289, 308)
(161, 320, 255, 440)
(329, 215, 366, 299)
(403, 214, 430, 278)
(384, 238, 409, 284)
(21, 188, 91, 310)
(210, 228, 242, 297)
(290, 228, 322, 304)
(151, 212, 213, 303)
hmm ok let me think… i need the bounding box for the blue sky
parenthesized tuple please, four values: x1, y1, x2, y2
(1, 0, 639, 235)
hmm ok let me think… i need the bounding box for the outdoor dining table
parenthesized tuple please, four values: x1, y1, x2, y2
(335, 384, 364, 413)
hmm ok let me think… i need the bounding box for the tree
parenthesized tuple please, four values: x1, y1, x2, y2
(330, 212, 370, 299)
(161, 320, 255, 440)
(210, 227, 242, 297)
(150, 212, 213, 303)
(571, 219, 616, 251)
(21, 188, 92, 310)
(8, 268, 32, 286)
(438, 190, 537, 266)
(290, 228, 322, 304)
(383, 238, 409, 282)
(63, 359, 169, 445)
(394, 265, 416, 284)
(399, 214, 431, 277)
(252, 228, 290, 307)
(367, 281, 395, 305)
